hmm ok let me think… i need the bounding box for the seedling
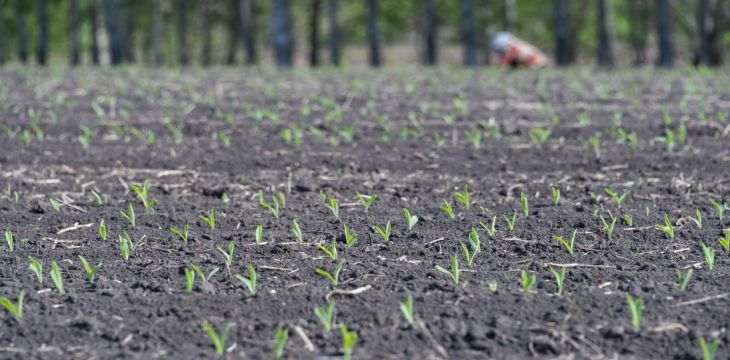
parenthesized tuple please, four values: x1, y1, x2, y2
(343, 224, 358, 247)
(374, 221, 392, 242)
(201, 320, 232, 356)
(0, 290, 24, 319)
(622, 295, 646, 331)
(318, 237, 338, 260)
(355, 192, 376, 213)
(90, 190, 106, 205)
(453, 185, 471, 209)
(700, 243, 715, 270)
(199, 209, 216, 230)
(520, 192, 529, 216)
(118, 232, 145, 261)
(273, 326, 288, 358)
(528, 127, 550, 148)
(184, 268, 195, 293)
(5, 230, 14, 252)
(120, 204, 136, 228)
(129, 180, 156, 213)
(719, 229, 730, 251)
(315, 260, 345, 286)
(325, 197, 340, 220)
(403, 208, 418, 231)
(503, 210, 517, 232)
(622, 214, 634, 227)
(259, 192, 285, 219)
(480, 215, 497, 237)
(709, 199, 727, 222)
(698, 337, 720, 360)
(340, 323, 359, 360)
(552, 230, 577, 255)
(485, 279, 499, 293)
(599, 215, 617, 240)
(656, 213, 675, 239)
(191, 264, 220, 283)
(216, 241, 235, 271)
(313, 300, 335, 332)
(604, 188, 630, 208)
(690, 209, 703, 229)
(98, 218, 108, 240)
(551, 187, 560, 207)
(49, 198, 61, 212)
(675, 268, 693, 292)
(520, 270, 536, 292)
(255, 225, 264, 245)
(50, 261, 64, 294)
(549, 267, 567, 295)
(440, 200, 456, 219)
(461, 228, 481, 267)
(235, 264, 257, 295)
(170, 223, 190, 244)
(28, 256, 43, 283)
(435, 255, 460, 285)
(400, 294, 415, 325)
(291, 219, 303, 243)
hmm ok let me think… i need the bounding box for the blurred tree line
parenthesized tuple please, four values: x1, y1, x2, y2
(0, 0, 728, 67)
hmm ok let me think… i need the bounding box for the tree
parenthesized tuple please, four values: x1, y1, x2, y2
(423, 0, 437, 65)
(177, 0, 189, 65)
(90, 0, 101, 65)
(70, 0, 81, 66)
(17, 3, 28, 64)
(152, 0, 163, 66)
(461, 0, 477, 66)
(198, 1, 212, 66)
(38, 0, 48, 65)
(504, 0, 516, 32)
(328, 0, 340, 66)
(628, 0, 650, 65)
(554, 0, 569, 66)
(656, 0, 673, 67)
(239, 0, 257, 65)
(596, 0, 615, 66)
(367, 0, 381, 67)
(310, 0, 321, 66)
(227, 0, 241, 65)
(122, 0, 135, 63)
(105, 0, 123, 65)
(272, 0, 293, 68)
(696, 0, 711, 66)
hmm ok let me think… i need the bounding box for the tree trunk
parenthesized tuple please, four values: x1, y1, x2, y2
(69, 0, 81, 66)
(554, 0, 569, 66)
(272, 0, 293, 68)
(90, 0, 100, 65)
(656, 0, 673, 67)
(697, 0, 711, 66)
(596, 0, 615, 66)
(310, 0, 321, 66)
(239, 0, 257, 65)
(423, 0, 437, 65)
(38, 0, 48, 65)
(18, 8, 28, 64)
(198, 1, 212, 66)
(177, 0, 189, 65)
(152, 0, 163, 66)
(328, 0, 340, 66)
(105, 0, 123, 65)
(227, 0, 241, 65)
(367, 0, 381, 67)
(628, 0, 649, 65)
(461, 0, 477, 66)
(504, 0, 516, 32)
(122, 0, 135, 63)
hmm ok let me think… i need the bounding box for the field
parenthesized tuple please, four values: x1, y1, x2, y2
(0, 67, 729, 359)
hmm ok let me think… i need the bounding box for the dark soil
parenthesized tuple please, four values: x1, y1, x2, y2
(0, 68, 729, 359)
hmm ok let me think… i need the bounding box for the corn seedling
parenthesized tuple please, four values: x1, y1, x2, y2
(340, 323, 359, 360)
(480, 215, 497, 237)
(184, 268, 195, 293)
(316, 260, 345, 286)
(355, 192, 376, 213)
(77, 255, 102, 284)
(118, 232, 145, 261)
(520, 270, 536, 292)
(503, 210, 517, 232)
(199, 209, 216, 230)
(235, 264, 257, 295)
(552, 230, 577, 255)
(485, 279, 499, 293)
(291, 219, 303, 243)
(318, 237, 338, 260)
(170, 223, 190, 244)
(191, 264, 220, 283)
(273, 326, 288, 358)
(656, 213, 675, 239)
(0, 290, 24, 319)
(520, 192, 529, 216)
(690, 209, 703, 229)
(374, 220, 392, 242)
(50, 198, 61, 212)
(528, 127, 551, 148)
(216, 241, 235, 271)
(709, 199, 727, 222)
(599, 215, 617, 240)
(120, 204, 136, 228)
(90, 190, 106, 205)
(98, 218, 107, 240)
(453, 185, 471, 209)
(5, 230, 14, 252)
(440, 200, 456, 219)
(50, 261, 64, 294)
(343, 223, 358, 247)
(700, 243, 715, 270)
(255, 225, 264, 245)
(435, 255, 460, 285)
(313, 300, 335, 332)
(604, 188, 630, 208)
(623, 214, 634, 227)
(325, 197, 340, 220)
(549, 266, 567, 296)
(719, 229, 730, 251)
(403, 208, 418, 231)
(676, 268, 693, 292)
(698, 337, 720, 360)
(461, 228, 481, 267)
(28, 256, 43, 283)
(400, 294, 415, 325)
(129, 180, 156, 213)
(201, 320, 231, 356)
(625, 295, 644, 328)
(552, 187, 560, 207)
(259, 192, 284, 219)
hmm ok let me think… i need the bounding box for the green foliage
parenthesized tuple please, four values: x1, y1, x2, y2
(120, 204, 136, 228)
(599, 215, 617, 240)
(656, 214, 675, 239)
(28, 256, 43, 284)
(719, 229, 730, 251)
(170, 223, 190, 244)
(98, 218, 108, 241)
(625, 295, 644, 328)
(50, 261, 64, 294)
(435, 255, 460, 285)
(460, 228, 480, 267)
(235, 264, 257, 296)
(129, 180, 156, 213)
(255, 225, 264, 245)
(549, 267, 567, 296)
(318, 237, 338, 260)
(503, 210, 517, 232)
(118, 232, 145, 261)
(440, 199, 455, 219)
(78, 256, 102, 284)
(698, 337, 721, 360)
(480, 215, 497, 237)
(400, 294, 415, 325)
(315, 260, 345, 286)
(453, 185, 470, 209)
(700, 243, 715, 270)
(343, 224, 358, 247)
(199, 209, 216, 230)
(313, 300, 336, 332)
(374, 220, 392, 242)
(520, 192, 529, 217)
(273, 326, 288, 359)
(675, 268, 693, 292)
(216, 241, 235, 269)
(259, 192, 285, 219)
(709, 199, 727, 222)
(604, 188, 629, 208)
(403, 208, 418, 231)
(291, 219, 303, 243)
(191, 264, 220, 283)
(551, 187, 560, 207)
(325, 197, 340, 220)
(690, 209, 702, 229)
(201, 320, 231, 356)
(339, 323, 359, 360)
(0, 290, 24, 319)
(355, 192, 376, 213)
(520, 270, 536, 292)
(5, 230, 14, 252)
(552, 230, 577, 255)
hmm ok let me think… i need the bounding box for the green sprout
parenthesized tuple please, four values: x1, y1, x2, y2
(201, 320, 232, 356)
(623, 214, 634, 227)
(315, 260, 345, 286)
(435, 255, 460, 285)
(599, 215, 617, 240)
(97, 218, 108, 241)
(184, 268, 195, 293)
(520, 192, 529, 216)
(291, 219, 303, 243)
(28, 256, 43, 283)
(690, 209, 703, 229)
(120, 204, 136, 228)
(480, 215, 497, 237)
(199, 209, 216, 230)
(118, 232, 145, 261)
(656, 213, 675, 239)
(460, 228, 480, 267)
(549, 266, 567, 296)
(340, 323, 359, 360)
(698, 337, 720, 360)
(216, 241, 235, 271)
(273, 326, 288, 359)
(191, 264, 220, 283)
(318, 237, 338, 260)
(355, 192, 376, 213)
(701, 243, 715, 270)
(503, 210, 518, 232)
(528, 127, 551, 148)
(49, 198, 62, 212)
(343, 224, 358, 247)
(259, 192, 285, 219)
(129, 180, 157, 213)
(551, 187, 560, 207)
(709, 199, 727, 222)
(676, 268, 693, 292)
(170, 223, 190, 244)
(485, 279, 499, 293)
(50, 261, 64, 294)
(403, 208, 418, 231)
(400, 294, 415, 325)
(552, 230, 577, 255)
(313, 300, 335, 332)
(0, 290, 24, 319)
(719, 229, 730, 251)
(625, 295, 644, 329)
(235, 264, 257, 296)
(374, 220, 392, 242)
(78, 256, 102, 284)
(604, 188, 630, 208)
(5, 230, 14, 252)
(520, 270, 536, 292)
(325, 197, 340, 220)
(440, 200, 456, 219)
(255, 225, 264, 245)
(453, 185, 471, 209)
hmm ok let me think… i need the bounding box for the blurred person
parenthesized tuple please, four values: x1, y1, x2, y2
(490, 32, 549, 68)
